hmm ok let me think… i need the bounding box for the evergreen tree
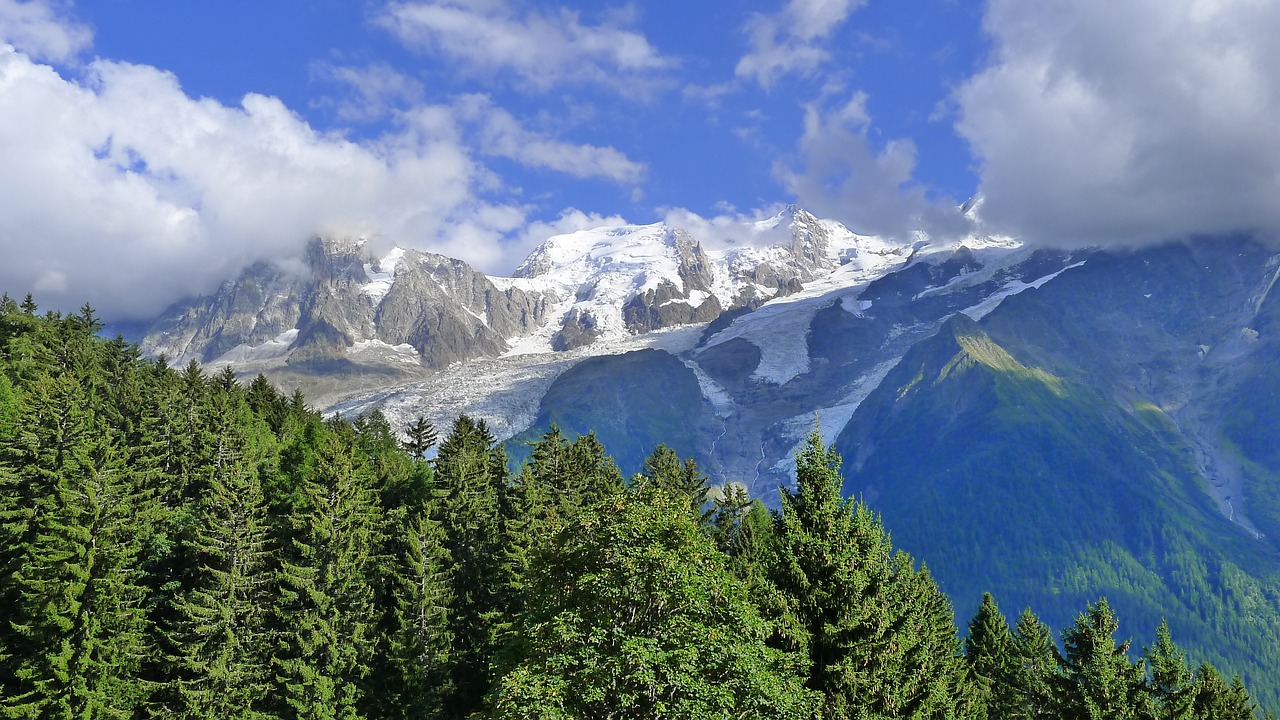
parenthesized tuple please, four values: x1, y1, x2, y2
(490, 488, 818, 719)
(1010, 607, 1059, 720)
(0, 331, 153, 718)
(433, 415, 514, 717)
(401, 415, 438, 460)
(1056, 598, 1153, 720)
(162, 393, 276, 719)
(270, 421, 381, 720)
(1145, 620, 1194, 720)
(637, 443, 710, 522)
(711, 485, 777, 589)
(771, 428, 969, 719)
(966, 593, 1020, 720)
(1190, 663, 1256, 720)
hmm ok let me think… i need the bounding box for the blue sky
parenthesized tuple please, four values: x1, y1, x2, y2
(3, 0, 1280, 319)
(79, 0, 986, 223)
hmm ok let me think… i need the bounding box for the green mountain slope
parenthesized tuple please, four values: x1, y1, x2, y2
(835, 239, 1280, 705)
(505, 349, 722, 476)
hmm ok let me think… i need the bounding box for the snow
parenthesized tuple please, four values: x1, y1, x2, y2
(347, 338, 420, 366)
(211, 329, 299, 365)
(960, 260, 1086, 321)
(322, 325, 705, 444)
(361, 247, 404, 303)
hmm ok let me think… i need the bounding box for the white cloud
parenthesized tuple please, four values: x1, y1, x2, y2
(454, 94, 646, 185)
(774, 92, 967, 238)
(736, 0, 866, 88)
(956, 0, 1280, 245)
(0, 0, 89, 62)
(311, 61, 425, 122)
(0, 45, 525, 319)
(376, 0, 674, 92)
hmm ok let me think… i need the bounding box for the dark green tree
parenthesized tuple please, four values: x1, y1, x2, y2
(1010, 607, 1059, 720)
(1190, 663, 1256, 720)
(270, 421, 381, 720)
(1145, 620, 1194, 720)
(433, 415, 514, 717)
(636, 443, 710, 522)
(401, 415, 438, 461)
(966, 593, 1020, 720)
(489, 488, 818, 719)
(771, 428, 970, 719)
(162, 394, 276, 719)
(1056, 598, 1153, 720)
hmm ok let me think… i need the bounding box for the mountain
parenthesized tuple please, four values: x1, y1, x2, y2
(834, 238, 1280, 701)
(131, 207, 1280, 704)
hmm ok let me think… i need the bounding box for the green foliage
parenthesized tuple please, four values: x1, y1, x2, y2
(773, 427, 971, 719)
(489, 488, 818, 719)
(1056, 599, 1154, 720)
(0, 298, 1273, 719)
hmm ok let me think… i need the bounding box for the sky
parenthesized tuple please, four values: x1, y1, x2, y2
(3, 0, 1280, 320)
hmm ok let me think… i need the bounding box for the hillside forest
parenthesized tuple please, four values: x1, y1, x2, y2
(0, 296, 1271, 718)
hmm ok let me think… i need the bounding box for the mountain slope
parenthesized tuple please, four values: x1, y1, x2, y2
(834, 239, 1280, 704)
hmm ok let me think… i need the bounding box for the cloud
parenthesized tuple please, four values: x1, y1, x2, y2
(311, 61, 425, 122)
(956, 0, 1280, 246)
(375, 0, 675, 92)
(0, 45, 528, 319)
(0, 0, 89, 62)
(736, 0, 867, 88)
(454, 94, 646, 185)
(774, 92, 967, 238)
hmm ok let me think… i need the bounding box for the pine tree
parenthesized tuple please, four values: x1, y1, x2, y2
(0, 335, 153, 718)
(162, 393, 276, 719)
(270, 420, 381, 720)
(1056, 598, 1153, 720)
(1010, 607, 1059, 720)
(433, 415, 514, 717)
(966, 593, 1020, 720)
(401, 415, 438, 460)
(637, 443, 710, 522)
(1145, 620, 1194, 720)
(1190, 663, 1256, 720)
(771, 427, 969, 719)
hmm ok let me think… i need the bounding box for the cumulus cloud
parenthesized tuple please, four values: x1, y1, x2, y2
(736, 0, 866, 88)
(311, 61, 425, 122)
(375, 0, 674, 92)
(774, 92, 968, 238)
(0, 45, 536, 319)
(0, 0, 89, 62)
(956, 0, 1280, 245)
(454, 94, 646, 185)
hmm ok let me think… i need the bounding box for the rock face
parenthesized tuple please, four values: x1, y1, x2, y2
(141, 206, 904, 371)
(142, 237, 552, 370)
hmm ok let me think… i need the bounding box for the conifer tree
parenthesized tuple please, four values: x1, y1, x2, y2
(433, 415, 514, 716)
(1145, 620, 1194, 720)
(637, 443, 710, 522)
(1190, 663, 1256, 720)
(270, 420, 381, 720)
(1010, 607, 1059, 720)
(772, 427, 969, 719)
(1056, 598, 1153, 720)
(0, 335, 153, 718)
(162, 393, 276, 719)
(966, 593, 1020, 720)
(401, 415, 438, 460)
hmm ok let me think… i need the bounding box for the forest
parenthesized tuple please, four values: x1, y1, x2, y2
(0, 295, 1270, 719)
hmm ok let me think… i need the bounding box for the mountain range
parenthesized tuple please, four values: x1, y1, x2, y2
(133, 209, 1280, 703)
